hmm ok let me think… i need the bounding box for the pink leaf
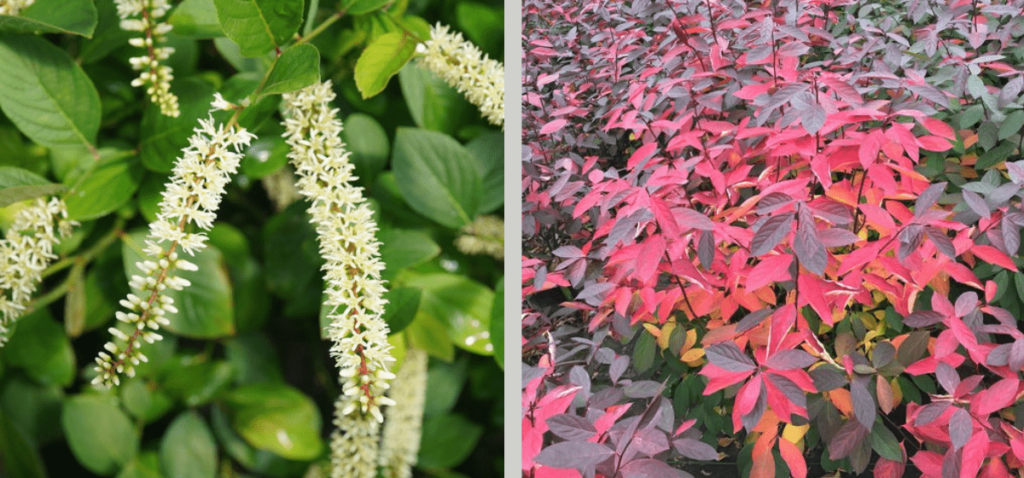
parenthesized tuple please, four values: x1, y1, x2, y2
(540, 119, 567, 135)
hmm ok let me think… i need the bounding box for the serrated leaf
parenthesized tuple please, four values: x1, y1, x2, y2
(0, 34, 100, 148)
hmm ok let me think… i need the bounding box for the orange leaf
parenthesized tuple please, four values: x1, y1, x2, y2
(877, 375, 894, 414)
(751, 433, 777, 478)
(778, 438, 807, 478)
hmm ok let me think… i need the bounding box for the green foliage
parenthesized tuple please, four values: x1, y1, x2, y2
(0, 0, 503, 475)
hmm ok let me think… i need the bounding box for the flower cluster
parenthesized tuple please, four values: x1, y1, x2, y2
(331, 404, 381, 478)
(0, 197, 74, 343)
(417, 23, 505, 127)
(282, 81, 395, 422)
(455, 214, 504, 260)
(93, 102, 254, 388)
(114, 0, 179, 117)
(379, 348, 428, 478)
(0, 0, 35, 16)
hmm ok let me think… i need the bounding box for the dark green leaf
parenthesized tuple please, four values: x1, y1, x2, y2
(869, 423, 902, 461)
(240, 135, 290, 179)
(161, 359, 234, 406)
(392, 128, 481, 228)
(160, 412, 216, 478)
(213, 0, 303, 57)
(354, 31, 417, 99)
(465, 132, 503, 213)
(381, 287, 421, 334)
(0, 409, 45, 478)
(0, 376, 63, 446)
(62, 395, 138, 475)
(260, 44, 321, 97)
(490, 276, 504, 369)
(0, 34, 100, 148)
(63, 149, 143, 221)
(138, 78, 216, 173)
(120, 377, 173, 423)
(0, 0, 97, 37)
(342, 113, 389, 187)
(6, 310, 75, 387)
(168, 0, 222, 38)
(633, 330, 656, 374)
(418, 414, 483, 469)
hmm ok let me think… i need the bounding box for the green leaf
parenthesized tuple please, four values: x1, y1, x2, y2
(160, 412, 217, 478)
(406, 308, 453, 361)
(139, 78, 216, 173)
(404, 273, 494, 356)
(380, 287, 421, 334)
(168, 0, 222, 38)
(162, 359, 235, 406)
(0, 166, 64, 208)
(1000, 110, 1024, 140)
(466, 132, 503, 213)
(213, 0, 303, 57)
(380, 228, 440, 277)
(398, 63, 474, 136)
(354, 31, 417, 99)
(0, 34, 100, 149)
(62, 395, 138, 475)
(120, 378, 173, 423)
(79, 0, 133, 64)
(869, 423, 902, 461)
(490, 276, 504, 369)
(455, 2, 502, 58)
(240, 135, 290, 179)
(423, 357, 467, 417)
(343, 0, 390, 15)
(63, 149, 143, 221)
(633, 329, 657, 373)
(0, 0, 97, 37)
(417, 414, 483, 469)
(115, 452, 165, 478)
(260, 43, 321, 97)
(220, 72, 281, 131)
(976, 140, 1016, 170)
(225, 334, 284, 385)
(262, 202, 323, 312)
(392, 128, 481, 228)
(6, 309, 75, 387)
(122, 231, 236, 338)
(0, 375, 63, 446)
(223, 384, 324, 460)
(0, 409, 45, 478)
(342, 113, 389, 187)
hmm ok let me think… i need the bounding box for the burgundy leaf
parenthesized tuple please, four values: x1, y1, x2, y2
(948, 407, 972, 451)
(672, 438, 719, 461)
(987, 343, 1011, 367)
(818, 228, 860, 248)
(757, 192, 795, 215)
(547, 414, 598, 441)
(794, 217, 827, 275)
(810, 367, 848, 392)
(750, 213, 794, 256)
(624, 381, 664, 399)
(898, 224, 924, 262)
(736, 309, 773, 334)
(828, 421, 868, 460)
(697, 230, 715, 269)
(761, 83, 811, 114)
(630, 428, 670, 458)
(534, 441, 615, 469)
(610, 355, 629, 384)
(675, 208, 715, 231)
(903, 310, 944, 328)
(704, 342, 756, 372)
(851, 379, 876, 430)
(1003, 215, 1021, 255)
(764, 350, 817, 370)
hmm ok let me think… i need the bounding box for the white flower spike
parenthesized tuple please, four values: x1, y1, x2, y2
(418, 23, 505, 128)
(0, 197, 75, 344)
(115, 0, 180, 117)
(281, 81, 393, 478)
(379, 348, 428, 478)
(93, 98, 254, 388)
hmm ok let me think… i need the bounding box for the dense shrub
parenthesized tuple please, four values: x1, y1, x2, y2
(0, 0, 504, 476)
(522, 1, 1024, 477)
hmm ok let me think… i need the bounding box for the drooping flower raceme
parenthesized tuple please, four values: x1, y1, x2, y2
(0, 0, 35, 16)
(379, 348, 428, 478)
(455, 214, 504, 261)
(0, 197, 75, 343)
(281, 81, 394, 478)
(93, 100, 254, 388)
(115, 0, 180, 117)
(417, 23, 505, 128)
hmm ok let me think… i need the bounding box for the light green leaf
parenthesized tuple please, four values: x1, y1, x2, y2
(0, 34, 100, 149)
(213, 0, 303, 57)
(0, 0, 97, 37)
(342, 113, 389, 187)
(455, 2, 502, 57)
(344, 0, 390, 15)
(406, 309, 453, 361)
(6, 309, 76, 387)
(490, 276, 504, 369)
(220, 72, 281, 131)
(466, 132, 503, 213)
(62, 395, 138, 475)
(354, 31, 418, 99)
(260, 43, 321, 97)
(63, 149, 143, 221)
(404, 273, 494, 356)
(392, 128, 481, 228)
(223, 384, 324, 460)
(115, 452, 165, 478)
(160, 412, 217, 478)
(418, 414, 483, 469)
(122, 230, 235, 338)
(168, 0, 223, 38)
(120, 378, 173, 423)
(240, 135, 290, 179)
(139, 78, 215, 173)
(0, 166, 64, 207)
(398, 63, 474, 136)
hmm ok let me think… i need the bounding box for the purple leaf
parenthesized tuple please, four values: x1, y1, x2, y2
(756, 192, 794, 215)
(802, 103, 827, 135)
(948, 407, 972, 451)
(794, 207, 827, 275)
(672, 438, 719, 461)
(915, 182, 947, 217)
(924, 227, 956, 259)
(764, 350, 817, 370)
(624, 381, 663, 399)
(851, 379, 876, 430)
(904, 310, 944, 327)
(916, 401, 952, 426)
(630, 428, 670, 458)
(750, 213, 794, 256)
(547, 414, 598, 441)
(962, 190, 990, 219)
(534, 441, 615, 470)
(761, 83, 811, 114)
(810, 366, 848, 392)
(619, 458, 686, 478)
(735, 309, 773, 333)
(935, 362, 960, 395)
(697, 230, 715, 269)
(610, 355, 629, 384)
(704, 342, 756, 372)
(1010, 340, 1024, 372)
(828, 421, 868, 460)
(818, 228, 860, 248)
(675, 208, 715, 231)
(987, 343, 1012, 367)
(954, 292, 978, 318)
(1003, 215, 1021, 255)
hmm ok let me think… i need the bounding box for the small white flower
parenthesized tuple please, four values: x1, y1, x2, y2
(418, 23, 504, 128)
(114, 0, 179, 117)
(330, 401, 380, 478)
(0, 197, 76, 345)
(455, 214, 504, 260)
(211, 93, 233, 111)
(93, 100, 254, 388)
(0, 0, 36, 16)
(379, 348, 428, 478)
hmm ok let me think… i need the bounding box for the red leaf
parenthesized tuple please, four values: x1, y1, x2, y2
(976, 378, 1020, 415)
(961, 431, 990, 478)
(859, 130, 885, 168)
(751, 434, 776, 478)
(920, 117, 956, 141)
(973, 245, 1018, 271)
(917, 135, 953, 152)
(636, 235, 666, 283)
(628, 143, 659, 169)
(768, 305, 796, 357)
(735, 375, 763, 417)
(778, 438, 807, 478)
(540, 118, 567, 135)
(747, 254, 793, 291)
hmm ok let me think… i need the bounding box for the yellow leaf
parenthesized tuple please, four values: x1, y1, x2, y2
(658, 322, 676, 350)
(643, 323, 660, 339)
(681, 348, 704, 363)
(890, 378, 902, 405)
(683, 328, 697, 352)
(782, 423, 809, 444)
